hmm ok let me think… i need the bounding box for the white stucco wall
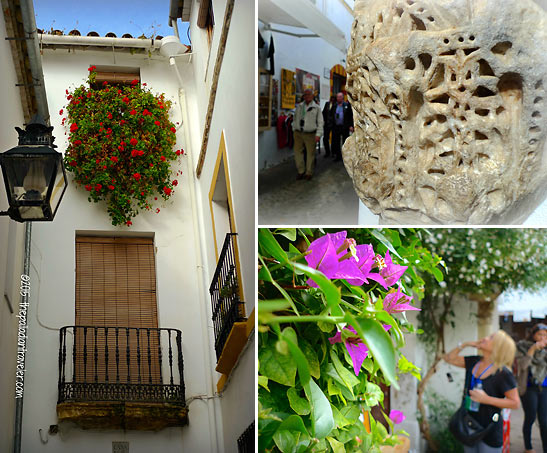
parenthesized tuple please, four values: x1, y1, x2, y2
(185, 0, 256, 450)
(257, 0, 353, 171)
(19, 47, 221, 453)
(0, 12, 27, 453)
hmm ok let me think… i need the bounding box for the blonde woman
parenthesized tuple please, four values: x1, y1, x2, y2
(444, 330, 521, 453)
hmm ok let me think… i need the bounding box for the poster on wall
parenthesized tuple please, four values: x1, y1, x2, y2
(295, 68, 320, 102)
(280, 68, 296, 110)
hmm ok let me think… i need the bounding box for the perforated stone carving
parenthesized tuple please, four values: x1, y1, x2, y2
(344, 0, 547, 224)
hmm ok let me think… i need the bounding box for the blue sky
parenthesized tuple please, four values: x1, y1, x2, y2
(34, 0, 190, 44)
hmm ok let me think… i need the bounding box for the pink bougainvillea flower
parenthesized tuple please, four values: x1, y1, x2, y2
(329, 325, 391, 376)
(130, 138, 138, 146)
(70, 123, 78, 132)
(389, 410, 406, 424)
(383, 288, 420, 314)
(379, 251, 408, 287)
(345, 244, 387, 288)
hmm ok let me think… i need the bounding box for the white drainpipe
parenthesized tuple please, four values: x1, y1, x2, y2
(172, 62, 223, 452)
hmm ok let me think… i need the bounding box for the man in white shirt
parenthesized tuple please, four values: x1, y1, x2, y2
(293, 89, 324, 180)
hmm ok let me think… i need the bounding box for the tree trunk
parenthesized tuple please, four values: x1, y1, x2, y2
(416, 349, 443, 450)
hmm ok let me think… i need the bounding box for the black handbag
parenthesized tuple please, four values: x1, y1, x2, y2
(448, 365, 500, 446)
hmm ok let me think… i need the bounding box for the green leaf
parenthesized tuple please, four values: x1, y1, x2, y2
(303, 378, 335, 439)
(281, 327, 311, 385)
(327, 436, 346, 453)
(274, 228, 297, 241)
(292, 263, 342, 316)
(330, 350, 360, 394)
(300, 339, 320, 379)
(398, 354, 422, 381)
(370, 229, 402, 259)
(259, 346, 297, 386)
(432, 267, 444, 282)
(331, 405, 351, 428)
(258, 375, 269, 391)
(273, 430, 298, 453)
(259, 299, 291, 313)
(278, 414, 310, 435)
(344, 314, 399, 388)
(363, 381, 384, 407)
(258, 255, 299, 315)
(287, 387, 310, 415)
(259, 228, 289, 263)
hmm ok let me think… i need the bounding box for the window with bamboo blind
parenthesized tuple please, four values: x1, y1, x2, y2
(74, 236, 161, 384)
(90, 67, 140, 89)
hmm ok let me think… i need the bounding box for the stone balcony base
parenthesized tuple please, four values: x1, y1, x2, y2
(57, 401, 188, 430)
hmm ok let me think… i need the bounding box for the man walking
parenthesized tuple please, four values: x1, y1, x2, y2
(322, 95, 336, 157)
(330, 92, 353, 162)
(293, 89, 323, 180)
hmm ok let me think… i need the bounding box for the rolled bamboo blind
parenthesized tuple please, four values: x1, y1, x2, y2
(74, 236, 160, 384)
(197, 0, 213, 29)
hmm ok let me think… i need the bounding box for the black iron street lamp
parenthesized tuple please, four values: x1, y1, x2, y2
(0, 115, 67, 222)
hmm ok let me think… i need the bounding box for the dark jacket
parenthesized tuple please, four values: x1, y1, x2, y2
(329, 101, 353, 130)
(322, 101, 335, 129)
(516, 340, 547, 396)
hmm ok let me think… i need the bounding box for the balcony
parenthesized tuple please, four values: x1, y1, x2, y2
(210, 233, 247, 378)
(57, 326, 188, 430)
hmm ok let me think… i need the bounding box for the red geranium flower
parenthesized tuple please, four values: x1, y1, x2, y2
(85, 184, 92, 191)
(67, 95, 72, 100)
(96, 159, 101, 164)
(107, 113, 113, 119)
(172, 180, 178, 186)
(156, 208, 160, 213)
(126, 220, 132, 226)
(170, 127, 176, 133)
(120, 120, 126, 125)
(131, 79, 138, 86)
(70, 123, 78, 132)
(73, 140, 82, 145)
(69, 160, 77, 167)
(102, 81, 108, 86)
(59, 109, 63, 115)
(160, 156, 166, 162)
(130, 109, 137, 115)
(140, 191, 145, 196)
(87, 93, 92, 98)
(154, 120, 161, 126)
(175, 150, 181, 156)
(133, 173, 141, 180)
(108, 185, 115, 190)
(111, 156, 118, 163)
(149, 163, 154, 167)
(143, 109, 151, 116)
(95, 184, 102, 191)
(130, 138, 138, 146)
(163, 186, 172, 196)
(88, 65, 96, 72)
(122, 97, 129, 104)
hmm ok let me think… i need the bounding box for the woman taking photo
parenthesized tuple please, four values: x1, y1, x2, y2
(516, 323, 547, 453)
(444, 330, 521, 452)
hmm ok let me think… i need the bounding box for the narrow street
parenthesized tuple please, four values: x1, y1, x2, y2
(258, 150, 359, 225)
(510, 405, 543, 453)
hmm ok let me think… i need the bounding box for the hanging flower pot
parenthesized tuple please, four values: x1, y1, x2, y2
(63, 66, 184, 226)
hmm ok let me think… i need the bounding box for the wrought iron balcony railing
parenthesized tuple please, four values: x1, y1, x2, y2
(58, 326, 186, 404)
(210, 233, 245, 360)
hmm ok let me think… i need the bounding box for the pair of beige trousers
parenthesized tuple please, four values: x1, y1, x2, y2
(293, 131, 317, 176)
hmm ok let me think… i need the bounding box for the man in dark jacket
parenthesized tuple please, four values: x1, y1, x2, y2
(322, 95, 336, 157)
(330, 92, 354, 162)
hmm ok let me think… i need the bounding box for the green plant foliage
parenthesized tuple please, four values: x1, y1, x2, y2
(63, 66, 184, 226)
(258, 228, 442, 452)
(423, 392, 463, 453)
